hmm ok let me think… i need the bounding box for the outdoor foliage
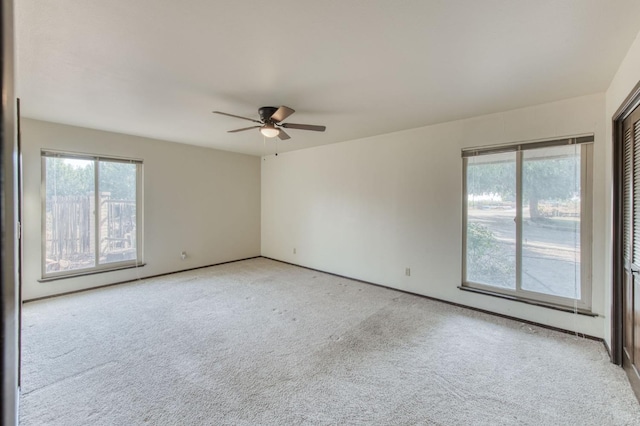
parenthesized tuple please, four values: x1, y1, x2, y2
(466, 159, 515, 202)
(99, 161, 137, 200)
(467, 152, 579, 219)
(45, 158, 93, 199)
(44, 157, 138, 272)
(46, 158, 136, 200)
(466, 222, 514, 287)
(523, 155, 579, 219)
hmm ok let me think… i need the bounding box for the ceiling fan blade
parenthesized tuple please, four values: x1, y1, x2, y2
(281, 123, 326, 132)
(277, 129, 291, 140)
(270, 106, 295, 123)
(228, 126, 261, 133)
(213, 111, 261, 124)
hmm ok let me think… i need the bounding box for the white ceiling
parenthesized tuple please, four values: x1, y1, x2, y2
(16, 0, 640, 156)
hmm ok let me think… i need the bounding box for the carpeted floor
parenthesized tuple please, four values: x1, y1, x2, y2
(20, 258, 640, 425)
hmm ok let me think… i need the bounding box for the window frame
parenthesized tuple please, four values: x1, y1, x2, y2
(41, 150, 143, 280)
(461, 136, 593, 312)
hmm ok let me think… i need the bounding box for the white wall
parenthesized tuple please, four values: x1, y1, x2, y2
(604, 30, 640, 347)
(22, 119, 261, 300)
(262, 93, 607, 338)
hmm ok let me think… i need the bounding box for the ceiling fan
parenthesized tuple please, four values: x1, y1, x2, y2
(212, 106, 326, 140)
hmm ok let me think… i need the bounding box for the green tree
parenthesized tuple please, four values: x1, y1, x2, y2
(99, 162, 136, 200)
(45, 158, 93, 198)
(467, 152, 579, 219)
(523, 156, 578, 219)
(45, 158, 136, 201)
(466, 159, 515, 201)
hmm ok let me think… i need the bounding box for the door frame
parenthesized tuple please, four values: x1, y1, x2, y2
(1, 0, 19, 424)
(16, 98, 22, 388)
(612, 79, 640, 399)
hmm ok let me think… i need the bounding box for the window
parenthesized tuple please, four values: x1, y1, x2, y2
(42, 151, 142, 279)
(462, 137, 593, 311)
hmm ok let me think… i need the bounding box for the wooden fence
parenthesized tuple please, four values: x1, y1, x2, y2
(45, 194, 136, 271)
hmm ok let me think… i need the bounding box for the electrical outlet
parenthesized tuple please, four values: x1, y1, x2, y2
(293, 248, 297, 254)
(405, 267, 411, 276)
(181, 251, 187, 260)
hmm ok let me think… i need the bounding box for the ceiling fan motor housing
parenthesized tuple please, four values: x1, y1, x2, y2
(259, 106, 279, 122)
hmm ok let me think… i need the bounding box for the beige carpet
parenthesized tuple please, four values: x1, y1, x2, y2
(20, 258, 640, 425)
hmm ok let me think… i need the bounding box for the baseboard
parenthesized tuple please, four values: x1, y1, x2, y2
(603, 339, 612, 360)
(262, 256, 604, 344)
(23, 256, 261, 303)
(623, 359, 640, 403)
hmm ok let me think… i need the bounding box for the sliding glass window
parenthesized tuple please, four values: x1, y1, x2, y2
(462, 137, 592, 311)
(41, 151, 143, 279)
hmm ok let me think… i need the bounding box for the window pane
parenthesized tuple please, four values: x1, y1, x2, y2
(44, 157, 95, 273)
(522, 145, 580, 299)
(466, 152, 516, 289)
(98, 161, 138, 265)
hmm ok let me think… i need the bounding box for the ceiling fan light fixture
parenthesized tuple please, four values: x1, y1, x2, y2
(260, 124, 280, 138)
